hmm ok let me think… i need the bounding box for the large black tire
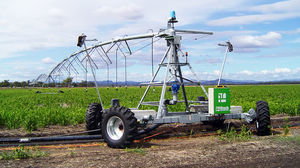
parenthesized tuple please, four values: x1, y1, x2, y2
(85, 103, 102, 135)
(256, 101, 271, 136)
(101, 106, 137, 148)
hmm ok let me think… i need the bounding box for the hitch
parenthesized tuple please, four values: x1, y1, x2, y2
(242, 108, 257, 123)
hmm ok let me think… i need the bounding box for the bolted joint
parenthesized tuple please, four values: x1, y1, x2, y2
(243, 108, 257, 123)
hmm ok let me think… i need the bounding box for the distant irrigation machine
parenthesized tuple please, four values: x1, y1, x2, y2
(49, 11, 271, 148)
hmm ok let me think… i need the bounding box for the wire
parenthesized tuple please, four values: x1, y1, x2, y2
(193, 34, 210, 40)
(131, 38, 162, 55)
(177, 34, 210, 41)
(129, 37, 152, 46)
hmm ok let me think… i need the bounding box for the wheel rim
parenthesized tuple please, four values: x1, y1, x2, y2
(107, 116, 124, 140)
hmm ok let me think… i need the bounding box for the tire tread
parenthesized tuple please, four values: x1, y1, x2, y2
(102, 106, 137, 148)
(256, 101, 271, 136)
(85, 103, 102, 135)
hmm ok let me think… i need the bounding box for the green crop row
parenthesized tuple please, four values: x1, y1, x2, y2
(0, 84, 299, 132)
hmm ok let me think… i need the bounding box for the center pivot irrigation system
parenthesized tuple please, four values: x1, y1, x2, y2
(48, 11, 271, 148)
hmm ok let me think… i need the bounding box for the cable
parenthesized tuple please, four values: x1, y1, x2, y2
(131, 38, 162, 55)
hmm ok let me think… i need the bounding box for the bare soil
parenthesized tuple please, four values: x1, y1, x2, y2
(1, 116, 300, 168)
(1, 114, 299, 138)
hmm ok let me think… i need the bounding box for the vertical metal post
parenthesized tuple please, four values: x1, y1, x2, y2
(69, 63, 71, 89)
(125, 55, 127, 88)
(107, 64, 109, 87)
(157, 47, 172, 118)
(178, 67, 189, 112)
(85, 58, 88, 92)
(172, 39, 189, 111)
(115, 48, 118, 89)
(148, 29, 155, 92)
(218, 46, 229, 86)
(157, 23, 176, 118)
(137, 46, 171, 109)
(151, 36, 155, 92)
(151, 37, 154, 78)
(75, 73, 77, 86)
(83, 42, 103, 107)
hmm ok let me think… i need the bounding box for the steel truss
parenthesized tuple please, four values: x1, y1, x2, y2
(44, 13, 214, 118)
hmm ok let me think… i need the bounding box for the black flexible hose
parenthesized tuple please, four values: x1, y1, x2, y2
(0, 124, 160, 143)
(137, 123, 163, 136)
(0, 135, 102, 143)
(1, 122, 300, 144)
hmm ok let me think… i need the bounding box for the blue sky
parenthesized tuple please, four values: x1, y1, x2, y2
(0, 0, 299, 82)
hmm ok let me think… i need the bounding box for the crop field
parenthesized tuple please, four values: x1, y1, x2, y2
(0, 85, 299, 132)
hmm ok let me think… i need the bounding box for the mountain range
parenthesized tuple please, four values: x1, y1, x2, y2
(94, 78, 300, 86)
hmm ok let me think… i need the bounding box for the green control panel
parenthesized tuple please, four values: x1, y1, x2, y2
(208, 88, 231, 114)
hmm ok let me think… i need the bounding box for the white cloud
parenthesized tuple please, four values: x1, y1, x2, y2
(207, 0, 300, 26)
(213, 70, 221, 75)
(94, 4, 144, 21)
(187, 30, 265, 54)
(213, 30, 258, 39)
(0, 74, 10, 79)
(42, 57, 56, 64)
(249, 0, 300, 13)
(274, 68, 291, 73)
(1, 0, 300, 82)
(182, 70, 220, 81)
(0, 1, 146, 59)
(207, 13, 300, 26)
(181, 68, 300, 82)
(233, 68, 300, 81)
(238, 70, 254, 76)
(279, 28, 300, 35)
(0, 0, 247, 59)
(231, 32, 281, 52)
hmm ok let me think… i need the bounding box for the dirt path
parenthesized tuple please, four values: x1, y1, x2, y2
(1, 127, 300, 167)
(1, 116, 300, 168)
(1, 115, 300, 138)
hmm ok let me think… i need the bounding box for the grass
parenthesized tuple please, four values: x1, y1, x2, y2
(0, 145, 48, 160)
(0, 84, 299, 131)
(124, 147, 147, 155)
(285, 136, 300, 146)
(219, 125, 252, 142)
(70, 151, 75, 157)
(272, 134, 300, 146)
(189, 128, 194, 138)
(283, 118, 291, 136)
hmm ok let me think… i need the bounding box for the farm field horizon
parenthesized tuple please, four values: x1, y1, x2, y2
(0, 84, 299, 132)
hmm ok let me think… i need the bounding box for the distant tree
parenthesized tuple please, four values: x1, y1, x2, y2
(72, 82, 78, 87)
(62, 77, 73, 87)
(87, 81, 95, 87)
(1, 80, 10, 87)
(21, 81, 27, 87)
(13, 81, 21, 87)
(37, 82, 43, 87)
(78, 80, 87, 87)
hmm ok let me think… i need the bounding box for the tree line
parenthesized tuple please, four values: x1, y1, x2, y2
(0, 80, 30, 88)
(0, 78, 95, 88)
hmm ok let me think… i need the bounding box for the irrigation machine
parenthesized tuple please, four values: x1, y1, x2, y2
(48, 11, 271, 148)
